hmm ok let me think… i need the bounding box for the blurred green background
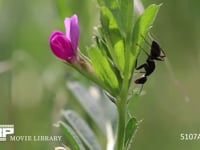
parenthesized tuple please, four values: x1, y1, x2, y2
(0, 0, 200, 149)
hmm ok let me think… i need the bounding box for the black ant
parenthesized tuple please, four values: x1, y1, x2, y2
(134, 37, 166, 93)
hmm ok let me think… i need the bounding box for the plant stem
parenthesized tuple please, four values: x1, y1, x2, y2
(114, 34, 132, 149)
(115, 74, 129, 150)
(115, 97, 126, 150)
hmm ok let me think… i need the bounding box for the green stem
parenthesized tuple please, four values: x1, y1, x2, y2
(115, 75, 129, 150)
(115, 35, 132, 149)
(115, 97, 126, 150)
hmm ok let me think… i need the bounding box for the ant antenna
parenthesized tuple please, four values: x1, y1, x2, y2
(147, 31, 155, 41)
(140, 26, 155, 45)
(140, 34, 152, 47)
(146, 31, 167, 59)
(144, 27, 161, 45)
(136, 43, 149, 57)
(146, 26, 156, 41)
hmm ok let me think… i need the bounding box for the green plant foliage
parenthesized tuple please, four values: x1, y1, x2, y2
(58, 121, 85, 150)
(96, 0, 118, 10)
(88, 46, 119, 96)
(100, 7, 125, 73)
(67, 81, 106, 135)
(62, 110, 101, 150)
(119, 0, 134, 35)
(125, 117, 137, 149)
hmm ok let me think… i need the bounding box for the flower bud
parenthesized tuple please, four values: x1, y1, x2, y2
(49, 14, 80, 63)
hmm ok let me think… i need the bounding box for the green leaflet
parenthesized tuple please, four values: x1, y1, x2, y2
(58, 121, 85, 150)
(96, 0, 119, 10)
(62, 110, 101, 150)
(125, 117, 137, 149)
(88, 46, 119, 95)
(96, 0, 134, 44)
(67, 81, 106, 135)
(119, 0, 134, 35)
(100, 7, 125, 74)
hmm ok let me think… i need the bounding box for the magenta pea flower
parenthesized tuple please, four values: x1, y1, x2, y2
(49, 14, 80, 63)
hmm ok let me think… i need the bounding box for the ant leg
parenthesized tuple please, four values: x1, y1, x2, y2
(134, 60, 146, 74)
(135, 59, 138, 68)
(138, 84, 144, 94)
(153, 57, 164, 61)
(136, 63, 146, 70)
(135, 62, 146, 73)
(135, 71, 146, 74)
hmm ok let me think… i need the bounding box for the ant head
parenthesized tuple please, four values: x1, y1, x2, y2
(151, 41, 161, 56)
(150, 40, 166, 61)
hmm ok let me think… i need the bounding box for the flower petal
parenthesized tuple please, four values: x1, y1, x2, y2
(50, 31, 74, 62)
(49, 30, 63, 41)
(64, 17, 71, 41)
(64, 14, 80, 53)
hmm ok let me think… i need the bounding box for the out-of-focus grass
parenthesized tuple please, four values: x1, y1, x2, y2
(0, 0, 200, 149)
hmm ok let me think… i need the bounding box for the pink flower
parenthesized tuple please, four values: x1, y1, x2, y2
(49, 14, 80, 63)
